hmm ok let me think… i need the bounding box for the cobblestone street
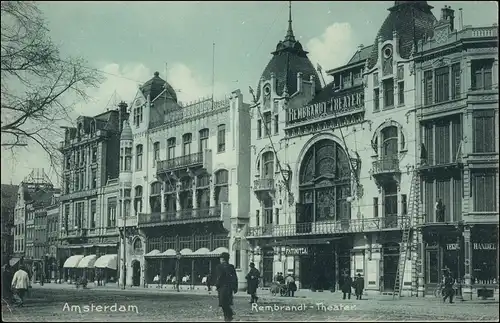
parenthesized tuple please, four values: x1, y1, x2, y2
(2, 285, 498, 321)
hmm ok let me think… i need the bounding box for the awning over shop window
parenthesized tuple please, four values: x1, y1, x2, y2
(191, 248, 211, 257)
(263, 237, 343, 247)
(145, 250, 161, 257)
(94, 254, 117, 270)
(63, 255, 84, 268)
(210, 247, 229, 256)
(179, 248, 193, 256)
(77, 255, 97, 268)
(161, 249, 177, 257)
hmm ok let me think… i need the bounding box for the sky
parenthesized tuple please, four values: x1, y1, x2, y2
(1, 1, 498, 185)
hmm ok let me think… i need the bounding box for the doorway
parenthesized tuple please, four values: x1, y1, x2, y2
(262, 248, 274, 287)
(132, 261, 141, 287)
(383, 243, 399, 292)
(301, 245, 335, 291)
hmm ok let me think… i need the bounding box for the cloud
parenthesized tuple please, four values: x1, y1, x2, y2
(1, 61, 229, 185)
(306, 22, 357, 76)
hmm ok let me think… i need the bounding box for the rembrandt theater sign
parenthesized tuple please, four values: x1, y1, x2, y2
(287, 90, 364, 124)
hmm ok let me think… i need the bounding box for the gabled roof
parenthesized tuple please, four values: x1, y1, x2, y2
(347, 45, 374, 65)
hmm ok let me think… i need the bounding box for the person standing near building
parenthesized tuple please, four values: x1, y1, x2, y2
(341, 272, 353, 300)
(11, 265, 30, 307)
(245, 262, 260, 304)
(215, 252, 238, 322)
(442, 269, 455, 304)
(354, 273, 364, 300)
(285, 272, 297, 297)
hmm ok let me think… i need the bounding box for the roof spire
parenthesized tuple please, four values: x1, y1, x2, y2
(285, 1, 295, 42)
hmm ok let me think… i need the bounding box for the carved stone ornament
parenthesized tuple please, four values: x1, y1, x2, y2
(409, 62, 415, 76)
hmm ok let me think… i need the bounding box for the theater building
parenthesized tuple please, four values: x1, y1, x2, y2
(246, 1, 433, 295)
(413, 6, 498, 297)
(117, 72, 251, 289)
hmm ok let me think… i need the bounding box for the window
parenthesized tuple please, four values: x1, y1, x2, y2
(153, 141, 160, 166)
(90, 200, 96, 228)
(472, 60, 493, 90)
(381, 126, 398, 158)
(257, 120, 262, 138)
(401, 194, 407, 216)
(107, 198, 117, 227)
(75, 173, 80, 192)
(275, 208, 279, 225)
(217, 124, 226, 153)
(80, 172, 84, 190)
(263, 112, 271, 136)
(91, 146, 97, 163)
(397, 66, 404, 80)
(182, 133, 192, 156)
(167, 137, 176, 159)
(435, 66, 449, 103)
(398, 81, 405, 105)
(75, 202, 83, 229)
(373, 197, 379, 218)
(150, 182, 162, 213)
(64, 175, 70, 194)
(65, 155, 71, 170)
(274, 115, 279, 134)
(125, 148, 132, 171)
(472, 171, 496, 212)
(373, 72, 379, 87)
(424, 70, 433, 105)
(473, 110, 495, 153)
(91, 169, 97, 189)
(133, 106, 143, 127)
(214, 169, 229, 205)
(256, 210, 260, 227)
(134, 186, 143, 215)
(263, 198, 273, 225)
(136, 144, 143, 171)
(374, 88, 380, 112)
(383, 78, 394, 108)
(262, 151, 274, 177)
(123, 189, 131, 218)
(451, 63, 461, 99)
(120, 149, 123, 171)
(383, 182, 398, 222)
(199, 128, 209, 152)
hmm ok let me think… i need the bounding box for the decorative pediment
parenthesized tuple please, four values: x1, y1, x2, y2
(431, 57, 451, 69)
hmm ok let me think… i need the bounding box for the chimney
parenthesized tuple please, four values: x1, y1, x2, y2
(441, 5, 455, 31)
(118, 101, 128, 133)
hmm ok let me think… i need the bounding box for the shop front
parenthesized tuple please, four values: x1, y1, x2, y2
(471, 225, 498, 287)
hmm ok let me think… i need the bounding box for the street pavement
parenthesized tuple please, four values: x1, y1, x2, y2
(2, 284, 498, 322)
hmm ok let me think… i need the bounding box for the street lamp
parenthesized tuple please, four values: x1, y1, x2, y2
(176, 252, 181, 292)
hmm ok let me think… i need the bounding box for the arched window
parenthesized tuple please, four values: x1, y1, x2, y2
(298, 139, 351, 224)
(136, 144, 143, 171)
(214, 169, 229, 205)
(134, 185, 143, 215)
(133, 239, 143, 252)
(381, 126, 398, 158)
(262, 152, 274, 178)
(150, 182, 162, 213)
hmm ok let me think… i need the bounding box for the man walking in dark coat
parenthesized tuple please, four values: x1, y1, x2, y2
(354, 273, 364, 300)
(341, 272, 353, 300)
(245, 262, 260, 304)
(442, 269, 455, 304)
(216, 252, 238, 322)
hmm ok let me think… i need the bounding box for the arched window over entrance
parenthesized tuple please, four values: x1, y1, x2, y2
(298, 139, 351, 223)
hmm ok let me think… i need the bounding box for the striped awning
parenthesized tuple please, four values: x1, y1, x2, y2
(63, 255, 84, 268)
(77, 255, 97, 268)
(145, 249, 161, 257)
(94, 254, 117, 270)
(179, 248, 193, 256)
(191, 248, 211, 257)
(210, 247, 229, 256)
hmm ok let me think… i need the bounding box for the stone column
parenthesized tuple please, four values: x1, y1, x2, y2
(176, 183, 181, 218)
(378, 132, 383, 157)
(462, 225, 473, 300)
(161, 183, 166, 213)
(465, 60, 472, 91)
(193, 175, 198, 209)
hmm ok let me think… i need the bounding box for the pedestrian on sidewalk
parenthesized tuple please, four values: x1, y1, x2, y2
(354, 273, 364, 300)
(285, 272, 297, 297)
(442, 269, 455, 304)
(215, 252, 238, 322)
(2, 263, 14, 304)
(245, 262, 260, 303)
(341, 273, 353, 300)
(11, 265, 30, 307)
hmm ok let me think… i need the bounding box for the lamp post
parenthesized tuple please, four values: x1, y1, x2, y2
(176, 252, 181, 292)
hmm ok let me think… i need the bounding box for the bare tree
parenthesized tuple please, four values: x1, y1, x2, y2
(1, 1, 102, 174)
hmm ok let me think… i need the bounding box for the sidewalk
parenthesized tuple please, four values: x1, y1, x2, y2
(31, 282, 495, 304)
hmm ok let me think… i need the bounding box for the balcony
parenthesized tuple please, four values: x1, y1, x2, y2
(138, 206, 222, 227)
(253, 178, 275, 200)
(157, 150, 212, 175)
(247, 216, 410, 237)
(371, 156, 401, 187)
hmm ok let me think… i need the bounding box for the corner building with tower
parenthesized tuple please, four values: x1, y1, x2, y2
(117, 71, 251, 289)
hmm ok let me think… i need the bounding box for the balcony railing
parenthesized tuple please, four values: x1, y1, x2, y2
(157, 152, 203, 173)
(371, 157, 400, 175)
(138, 206, 221, 227)
(253, 178, 274, 191)
(247, 216, 410, 237)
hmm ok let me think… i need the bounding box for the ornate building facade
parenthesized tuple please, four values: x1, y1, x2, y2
(413, 7, 498, 297)
(58, 106, 127, 283)
(117, 72, 251, 289)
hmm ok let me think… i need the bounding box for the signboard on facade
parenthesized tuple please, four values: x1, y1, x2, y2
(287, 90, 364, 124)
(446, 243, 496, 250)
(283, 247, 309, 256)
